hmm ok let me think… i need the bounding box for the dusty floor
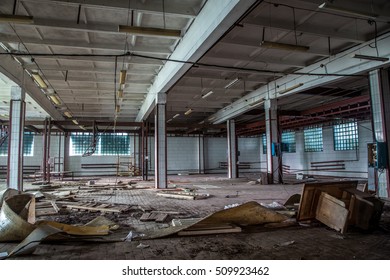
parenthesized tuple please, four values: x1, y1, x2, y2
(1, 173, 390, 260)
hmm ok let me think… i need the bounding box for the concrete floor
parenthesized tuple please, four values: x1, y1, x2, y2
(1, 174, 390, 260)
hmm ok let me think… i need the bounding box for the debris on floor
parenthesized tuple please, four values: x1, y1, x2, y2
(156, 189, 210, 200)
(297, 181, 384, 233)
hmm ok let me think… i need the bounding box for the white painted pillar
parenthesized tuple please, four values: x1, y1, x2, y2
(7, 86, 26, 191)
(265, 99, 282, 184)
(369, 69, 390, 198)
(198, 134, 205, 174)
(227, 119, 238, 178)
(155, 92, 167, 188)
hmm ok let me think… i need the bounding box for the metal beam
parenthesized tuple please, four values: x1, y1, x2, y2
(210, 32, 390, 124)
(136, 0, 259, 122)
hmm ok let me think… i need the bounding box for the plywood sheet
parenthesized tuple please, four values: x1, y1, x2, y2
(297, 181, 358, 221)
(315, 192, 349, 233)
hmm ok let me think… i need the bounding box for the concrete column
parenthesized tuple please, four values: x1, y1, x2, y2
(227, 119, 238, 178)
(265, 99, 282, 184)
(155, 92, 167, 188)
(198, 134, 205, 174)
(369, 69, 390, 198)
(7, 86, 26, 191)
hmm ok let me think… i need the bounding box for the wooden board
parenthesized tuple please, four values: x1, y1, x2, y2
(65, 204, 121, 213)
(178, 224, 242, 236)
(297, 181, 358, 221)
(315, 192, 349, 234)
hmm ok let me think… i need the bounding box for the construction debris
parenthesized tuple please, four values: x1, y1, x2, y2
(156, 190, 210, 200)
(297, 181, 384, 233)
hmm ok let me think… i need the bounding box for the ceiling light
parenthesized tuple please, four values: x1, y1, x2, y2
(278, 83, 304, 95)
(173, 113, 180, 119)
(249, 99, 265, 107)
(319, 2, 377, 19)
(118, 25, 182, 38)
(72, 119, 79, 125)
(31, 72, 48, 89)
(261, 41, 309, 52)
(184, 108, 193, 115)
(79, 125, 87, 131)
(117, 89, 124, 99)
(208, 116, 216, 121)
(352, 54, 389, 62)
(64, 111, 72, 118)
(119, 70, 127, 85)
(0, 15, 34, 24)
(49, 95, 61, 105)
(0, 42, 10, 52)
(224, 78, 240, 89)
(198, 120, 205, 125)
(202, 90, 213, 99)
(167, 119, 172, 123)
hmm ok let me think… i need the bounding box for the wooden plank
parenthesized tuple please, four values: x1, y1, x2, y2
(140, 213, 152, 221)
(154, 213, 169, 223)
(297, 181, 358, 221)
(65, 204, 121, 213)
(178, 225, 242, 236)
(315, 192, 349, 234)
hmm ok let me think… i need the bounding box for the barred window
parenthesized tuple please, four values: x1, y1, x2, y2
(70, 132, 93, 156)
(304, 127, 323, 152)
(100, 133, 130, 155)
(0, 131, 34, 156)
(333, 121, 358, 151)
(281, 131, 296, 153)
(262, 133, 267, 154)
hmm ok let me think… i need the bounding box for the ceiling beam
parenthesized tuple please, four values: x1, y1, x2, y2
(241, 17, 367, 43)
(23, 65, 158, 76)
(0, 35, 172, 55)
(209, 32, 390, 124)
(0, 56, 64, 120)
(136, 0, 259, 122)
(21, 0, 198, 18)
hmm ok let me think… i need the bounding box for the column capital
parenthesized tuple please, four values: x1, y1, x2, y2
(156, 92, 167, 105)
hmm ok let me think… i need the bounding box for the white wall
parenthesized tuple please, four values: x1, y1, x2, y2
(282, 121, 373, 178)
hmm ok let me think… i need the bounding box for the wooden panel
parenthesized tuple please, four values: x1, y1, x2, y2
(297, 181, 358, 221)
(316, 192, 349, 234)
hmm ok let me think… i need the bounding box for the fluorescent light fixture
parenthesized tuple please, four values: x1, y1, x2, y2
(0, 42, 10, 52)
(79, 125, 87, 131)
(184, 108, 193, 115)
(202, 90, 213, 99)
(173, 113, 180, 119)
(261, 41, 309, 52)
(249, 99, 265, 107)
(319, 2, 377, 19)
(31, 72, 48, 89)
(49, 95, 61, 105)
(224, 78, 240, 89)
(72, 119, 79, 125)
(278, 83, 304, 95)
(119, 70, 127, 85)
(118, 25, 182, 38)
(117, 89, 124, 99)
(352, 54, 389, 62)
(0, 15, 34, 24)
(167, 119, 172, 123)
(198, 120, 205, 124)
(116, 105, 121, 113)
(64, 111, 72, 118)
(208, 116, 216, 121)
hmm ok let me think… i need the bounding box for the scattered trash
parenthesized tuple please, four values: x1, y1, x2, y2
(123, 231, 144, 242)
(278, 240, 295, 247)
(260, 201, 286, 210)
(284, 194, 301, 208)
(226, 191, 239, 198)
(224, 203, 240, 209)
(137, 243, 150, 249)
(157, 190, 209, 200)
(247, 180, 259, 185)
